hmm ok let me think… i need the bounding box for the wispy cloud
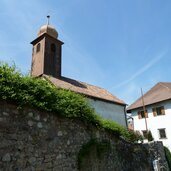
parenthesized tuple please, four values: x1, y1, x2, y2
(110, 49, 168, 90)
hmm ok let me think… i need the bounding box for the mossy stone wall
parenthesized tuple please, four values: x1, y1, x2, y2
(0, 101, 167, 171)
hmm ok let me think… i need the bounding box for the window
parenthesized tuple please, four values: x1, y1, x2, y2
(152, 106, 165, 116)
(138, 110, 148, 119)
(36, 43, 41, 53)
(51, 43, 56, 52)
(158, 128, 167, 139)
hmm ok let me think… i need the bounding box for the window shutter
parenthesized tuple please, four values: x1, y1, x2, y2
(138, 111, 141, 119)
(152, 108, 157, 117)
(161, 107, 165, 115)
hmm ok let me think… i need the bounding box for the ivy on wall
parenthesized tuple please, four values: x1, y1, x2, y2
(0, 63, 142, 142)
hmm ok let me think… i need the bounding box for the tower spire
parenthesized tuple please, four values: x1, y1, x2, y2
(31, 17, 64, 78)
(47, 15, 50, 25)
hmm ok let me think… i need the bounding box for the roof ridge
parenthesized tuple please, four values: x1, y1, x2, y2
(62, 76, 116, 94)
(61, 76, 125, 101)
(159, 82, 171, 91)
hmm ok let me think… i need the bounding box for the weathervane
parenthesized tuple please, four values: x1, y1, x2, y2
(47, 15, 50, 25)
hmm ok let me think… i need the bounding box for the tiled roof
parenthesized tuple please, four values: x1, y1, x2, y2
(43, 74, 126, 105)
(127, 82, 171, 111)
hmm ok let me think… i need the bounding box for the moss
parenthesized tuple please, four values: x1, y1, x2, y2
(77, 139, 111, 170)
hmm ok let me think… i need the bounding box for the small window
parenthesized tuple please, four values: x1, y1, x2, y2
(138, 110, 148, 119)
(36, 43, 41, 53)
(51, 43, 56, 52)
(158, 128, 167, 139)
(152, 106, 165, 116)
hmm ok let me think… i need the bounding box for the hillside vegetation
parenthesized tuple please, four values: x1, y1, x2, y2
(0, 63, 142, 142)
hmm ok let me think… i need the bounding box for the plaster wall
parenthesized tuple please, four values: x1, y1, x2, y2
(88, 98, 127, 127)
(131, 100, 171, 150)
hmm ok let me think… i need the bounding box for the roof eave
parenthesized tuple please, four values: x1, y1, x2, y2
(127, 98, 171, 112)
(30, 33, 64, 45)
(85, 95, 126, 106)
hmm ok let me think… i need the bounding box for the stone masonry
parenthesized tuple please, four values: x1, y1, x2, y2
(0, 101, 169, 171)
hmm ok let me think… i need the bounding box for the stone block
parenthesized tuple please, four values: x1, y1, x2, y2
(37, 122, 43, 128)
(57, 131, 63, 136)
(2, 153, 11, 162)
(35, 115, 40, 121)
(3, 112, 9, 116)
(28, 112, 33, 117)
(28, 120, 34, 127)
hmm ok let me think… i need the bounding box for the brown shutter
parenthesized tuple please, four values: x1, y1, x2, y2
(138, 111, 142, 119)
(152, 108, 157, 117)
(161, 107, 165, 115)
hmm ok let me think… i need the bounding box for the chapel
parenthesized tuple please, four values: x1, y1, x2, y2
(30, 16, 127, 127)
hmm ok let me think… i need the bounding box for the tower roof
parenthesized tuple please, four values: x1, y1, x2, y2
(37, 24, 58, 38)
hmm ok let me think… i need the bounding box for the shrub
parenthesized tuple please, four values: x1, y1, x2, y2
(164, 146, 171, 170)
(147, 130, 154, 142)
(142, 130, 154, 142)
(0, 63, 141, 142)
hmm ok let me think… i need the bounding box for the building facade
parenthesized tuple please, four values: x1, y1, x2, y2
(30, 17, 127, 127)
(127, 82, 171, 150)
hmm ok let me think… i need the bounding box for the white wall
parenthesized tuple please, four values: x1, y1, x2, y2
(131, 100, 171, 151)
(88, 98, 127, 127)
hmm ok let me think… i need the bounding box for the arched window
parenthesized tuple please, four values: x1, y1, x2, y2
(36, 43, 41, 53)
(51, 43, 56, 52)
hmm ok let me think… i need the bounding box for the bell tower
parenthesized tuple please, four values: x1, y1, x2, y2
(31, 16, 64, 78)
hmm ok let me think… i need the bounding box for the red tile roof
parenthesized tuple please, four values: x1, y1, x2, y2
(43, 74, 126, 105)
(127, 82, 171, 111)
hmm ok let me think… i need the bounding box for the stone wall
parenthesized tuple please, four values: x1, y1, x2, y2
(0, 101, 168, 171)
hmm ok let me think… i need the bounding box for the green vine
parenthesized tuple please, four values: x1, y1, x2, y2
(0, 62, 142, 142)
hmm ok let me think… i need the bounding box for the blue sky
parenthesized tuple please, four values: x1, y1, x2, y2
(0, 0, 171, 105)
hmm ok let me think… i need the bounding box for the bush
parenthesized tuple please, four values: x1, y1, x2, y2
(164, 146, 171, 170)
(0, 63, 94, 118)
(142, 130, 154, 142)
(0, 63, 141, 142)
(147, 130, 154, 142)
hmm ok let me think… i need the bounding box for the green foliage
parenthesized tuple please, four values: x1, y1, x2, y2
(164, 146, 171, 170)
(147, 130, 154, 142)
(78, 139, 111, 170)
(0, 63, 94, 118)
(142, 130, 154, 142)
(0, 63, 141, 142)
(98, 119, 143, 142)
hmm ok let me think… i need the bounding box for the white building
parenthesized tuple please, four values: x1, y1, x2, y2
(127, 82, 171, 150)
(30, 18, 127, 127)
